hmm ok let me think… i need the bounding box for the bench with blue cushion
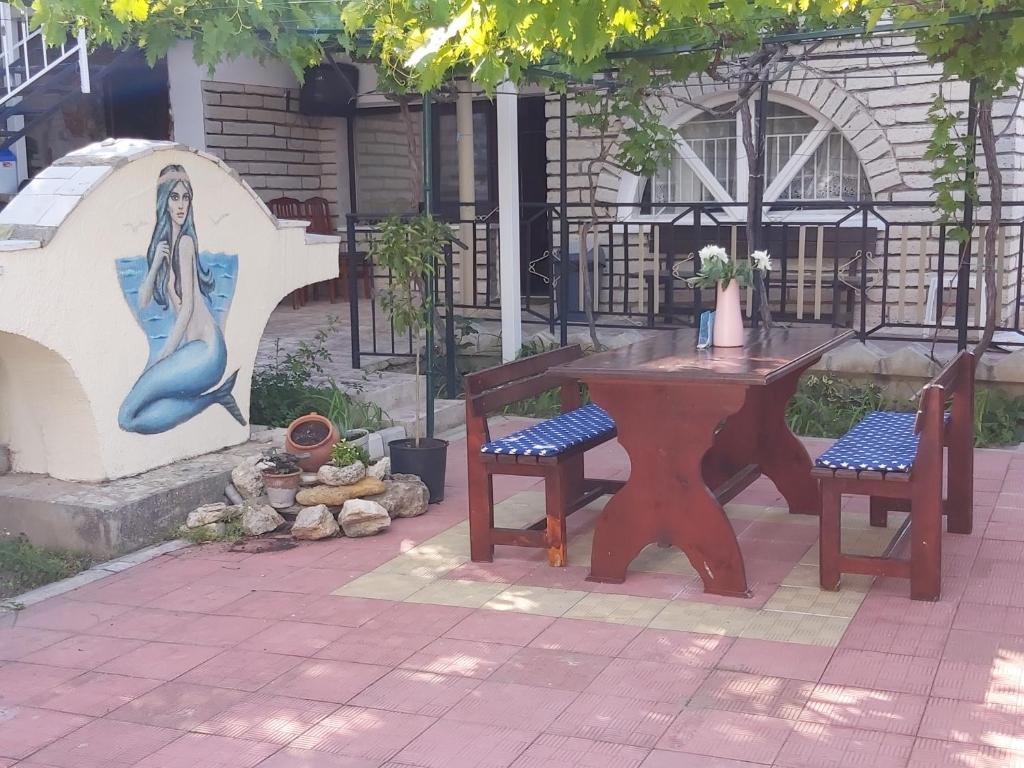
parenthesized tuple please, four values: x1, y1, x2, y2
(811, 352, 975, 601)
(465, 346, 623, 567)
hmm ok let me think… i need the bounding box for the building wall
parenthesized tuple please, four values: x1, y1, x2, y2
(353, 108, 422, 214)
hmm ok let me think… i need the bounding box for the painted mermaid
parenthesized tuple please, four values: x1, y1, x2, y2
(118, 164, 246, 434)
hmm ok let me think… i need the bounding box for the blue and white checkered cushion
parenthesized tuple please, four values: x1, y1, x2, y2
(481, 403, 615, 457)
(815, 410, 920, 473)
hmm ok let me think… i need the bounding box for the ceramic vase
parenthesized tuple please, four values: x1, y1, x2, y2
(713, 280, 745, 347)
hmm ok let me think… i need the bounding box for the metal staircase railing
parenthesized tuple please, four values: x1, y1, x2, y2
(0, 4, 88, 107)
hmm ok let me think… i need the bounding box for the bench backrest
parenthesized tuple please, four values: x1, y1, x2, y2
(915, 350, 975, 443)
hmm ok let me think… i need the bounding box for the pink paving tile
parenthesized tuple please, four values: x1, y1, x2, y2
(293, 596, 396, 627)
(491, 647, 610, 692)
(932, 657, 1024, 704)
(76, 575, 179, 607)
(821, 648, 939, 696)
(134, 732, 280, 768)
(29, 671, 162, 716)
(219, 591, 321, 620)
(0, 662, 83, 706)
(839, 618, 949, 659)
(399, 638, 521, 679)
(585, 658, 709, 704)
(29, 718, 180, 768)
(22, 634, 143, 670)
(291, 705, 435, 762)
(145, 583, 254, 614)
(160, 613, 274, 647)
(350, 668, 479, 716)
(528, 619, 642, 657)
(545, 692, 678, 748)
(178, 648, 301, 691)
(16, 600, 129, 633)
(0, 627, 70, 661)
(257, 747, 380, 767)
(588, 571, 688, 600)
(96, 641, 222, 681)
(716, 638, 832, 682)
(445, 611, 555, 646)
(88, 607, 194, 641)
(639, 750, 762, 767)
(107, 681, 248, 730)
(0, 706, 89, 760)
(774, 722, 914, 768)
(622, 629, 733, 669)
(360, 602, 473, 637)
(315, 627, 435, 666)
(908, 737, 1024, 768)
(509, 734, 648, 768)
(941, 629, 1024, 664)
(656, 709, 794, 764)
(689, 670, 814, 720)
(239, 621, 350, 657)
(856, 594, 958, 627)
(390, 719, 537, 768)
(194, 693, 337, 744)
(444, 680, 577, 731)
(513, 565, 595, 591)
(918, 697, 1024, 745)
(263, 567, 366, 595)
(799, 683, 927, 736)
(262, 659, 390, 703)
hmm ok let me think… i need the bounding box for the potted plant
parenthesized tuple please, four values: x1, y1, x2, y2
(260, 449, 303, 509)
(284, 412, 339, 471)
(330, 439, 370, 468)
(369, 214, 452, 502)
(311, 381, 390, 454)
(688, 246, 771, 348)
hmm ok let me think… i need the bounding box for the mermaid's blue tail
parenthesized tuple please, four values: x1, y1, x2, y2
(211, 370, 246, 426)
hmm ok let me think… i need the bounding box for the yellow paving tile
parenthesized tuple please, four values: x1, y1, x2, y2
(724, 503, 772, 520)
(762, 585, 865, 619)
(406, 579, 508, 608)
(755, 507, 819, 526)
(567, 531, 594, 567)
(333, 572, 435, 601)
(740, 610, 850, 647)
(649, 602, 760, 636)
(782, 563, 873, 593)
(563, 593, 669, 625)
(494, 492, 547, 528)
(632, 545, 699, 576)
(483, 586, 588, 616)
(372, 554, 466, 579)
(840, 510, 910, 531)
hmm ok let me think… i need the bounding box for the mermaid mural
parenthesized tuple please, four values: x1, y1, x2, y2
(117, 164, 246, 434)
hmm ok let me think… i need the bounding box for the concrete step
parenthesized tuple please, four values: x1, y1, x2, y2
(387, 398, 466, 438)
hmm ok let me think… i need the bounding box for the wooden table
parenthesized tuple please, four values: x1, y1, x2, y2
(552, 326, 853, 597)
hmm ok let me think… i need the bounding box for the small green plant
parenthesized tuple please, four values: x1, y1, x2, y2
(180, 520, 245, 545)
(330, 440, 370, 468)
(974, 388, 1024, 448)
(503, 339, 590, 419)
(261, 449, 302, 475)
(310, 382, 388, 434)
(0, 531, 93, 600)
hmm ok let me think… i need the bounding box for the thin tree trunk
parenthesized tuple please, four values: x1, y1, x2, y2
(974, 99, 1001, 356)
(738, 77, 774, 329)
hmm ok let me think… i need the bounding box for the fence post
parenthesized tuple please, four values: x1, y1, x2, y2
(956, 78, 978, 351)
(559, 92, 569, 347)
(859, 205, 869, 340)
(444, 244, 457, 397)
(346, 214, 361, 370)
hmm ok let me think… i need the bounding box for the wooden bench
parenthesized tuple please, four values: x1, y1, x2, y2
(812, 351, 975, 601)
(464, 345, 624, 567)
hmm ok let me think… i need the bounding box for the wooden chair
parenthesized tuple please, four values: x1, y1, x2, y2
(464, 345, 624, 567)
(266, 196, 308, 309)
(300, 197, 372, 302)
(812, 351, 974, 601)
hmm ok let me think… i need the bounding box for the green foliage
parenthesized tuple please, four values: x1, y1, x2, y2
(974, 387, 1024, 448)
(179, 520, 245, 546)
(310, 382, 389, 434)
(0, 532, 92, 600)
(503, 338, 590, 418)
(330, 440, 371, 467)
(688, 245, 756, 290)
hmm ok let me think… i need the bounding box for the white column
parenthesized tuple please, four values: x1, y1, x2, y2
(456, 86, 476, 304)
(497, 80, 522, 362)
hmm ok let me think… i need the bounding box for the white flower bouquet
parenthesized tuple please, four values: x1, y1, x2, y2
(688, 245, 771, 289)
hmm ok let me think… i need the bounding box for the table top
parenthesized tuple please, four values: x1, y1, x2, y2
(553, 326, 853, 385)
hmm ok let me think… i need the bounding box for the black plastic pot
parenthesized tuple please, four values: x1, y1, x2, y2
(389, 437, 449, 503)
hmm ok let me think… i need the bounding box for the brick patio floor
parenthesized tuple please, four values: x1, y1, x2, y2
(2, 430, 1023, 767)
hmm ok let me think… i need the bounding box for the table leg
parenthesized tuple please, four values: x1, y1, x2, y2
(586, 380, 751, 597)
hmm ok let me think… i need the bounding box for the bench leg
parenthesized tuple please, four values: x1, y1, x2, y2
(946, 431, 974, 536)
(910, 490, 942, 601)
(869, 497, 889, 528)
(819, 482, 841, 591)
(545, 468, 569, 567)
(468, 463, 495, 562)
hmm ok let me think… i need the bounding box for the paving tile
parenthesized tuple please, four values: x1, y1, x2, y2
(639, 750, 761, 767)
(491, 647, 610, 692)
(333, 574, 438, 602)
(238, 621, 350, 657)
(509, 734, 648, 767)
(360, 602, 473, 637)
(146, 583, 254, 614)
(407, 580, 511, 609)
(16, 600, 129, 633)
(194, 693, 337, 744)
(159, 614, 273, 647)
(446, 611, 555, 646)
(545, 692, 678, 748)
(775, 722, 914, 768)
(262, 659, 390, 703)
(716, 638, 832, 682)
(443, 560, 540, 583)
(0, 706, 90, 760)
(296, 596, 397, 627)
(561, 593, 668, 625)
(931, 656, 1024, 705)
(908, 737, 1024, 767)
(21, 634, 144, 670)
(822, 648, 939, 695)
(739, 611, 849, 647)
(839, 617, 948, 658)
(656, 709, 794, 764)
(0, 627, 71, 661)
(291, 705, 435, 762)
(96, 641, 222, 681)
(483, 586, 589, 617)
(0, 662, 83, 706)
(762, 586, 865, 619)
(391, 719, 536, 768)
(585, 658, 708, 704)
(648, 603, 758, 636)
(918, 697, 1024, 746)
(621, 629, 732, 668)
(178, 649, 301, 691)
(515, 565, 596, 591)
(106, 681, 248, 730)
(350, 668, 479, 716)
(689, 670, 815, 720)
(218, 591, 321, 620)
(134, 732, 280, 768)
(88, 608, 194, 641)
(315, 627, 435, 666)
(856, 594, 958, 627)
(29, 718, 180, 768)
(529, 618, 642, 657)
(444, 680, 577, 731)
(256, 746, 380, 767)
(28, 671, 162, 716)
(399, 638, 521, 679)
(799, 683, 927, 736)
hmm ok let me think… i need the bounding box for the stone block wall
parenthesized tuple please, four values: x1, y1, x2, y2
(352, 108, 422, 214)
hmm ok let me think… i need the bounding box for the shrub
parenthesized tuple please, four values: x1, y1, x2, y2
(0, 532, 92, 600)
(330, 440, 370, 468)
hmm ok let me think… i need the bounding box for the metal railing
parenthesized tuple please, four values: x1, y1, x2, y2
(0, 5, 86, 106)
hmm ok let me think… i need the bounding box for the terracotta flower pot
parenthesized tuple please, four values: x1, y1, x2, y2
(713, 280, 745, 348)
(262, 469, 301, 509)
(285, 413, 339, 472)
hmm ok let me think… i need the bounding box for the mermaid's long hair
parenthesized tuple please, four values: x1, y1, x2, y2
(146, 164, 214, 309)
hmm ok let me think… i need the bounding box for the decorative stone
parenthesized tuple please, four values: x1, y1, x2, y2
(367, 458, 391, 482)
(366, 477, 428, 518)
(318, 461, 366, 486)
(186, 502, 236, 528)
(300, 472, 320, 486)
(292, 504, 340, 540)
(241, 503, 285, 536)
(295, 477, 387, 507)
(231, 456, 265, 500)
(338, 499, 391, 537)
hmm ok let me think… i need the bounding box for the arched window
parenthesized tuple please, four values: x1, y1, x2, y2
(641, 100, 869, 218)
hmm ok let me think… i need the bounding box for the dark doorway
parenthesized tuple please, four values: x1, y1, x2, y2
(518, 95, 549, 295)
(104, 55, 170, 140)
